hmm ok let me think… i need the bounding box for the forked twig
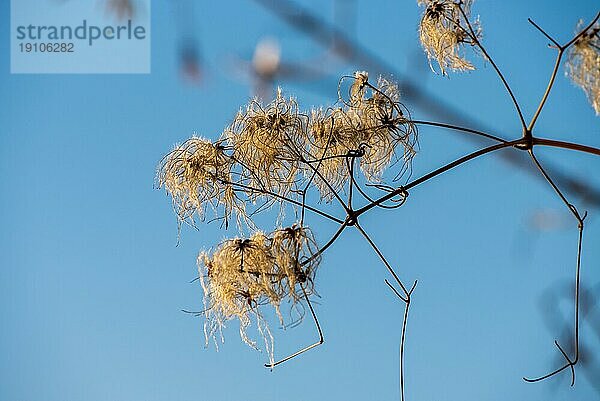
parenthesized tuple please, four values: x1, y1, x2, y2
(527, 12, 600, 131)
(301, 222, 348, 268)
(265, 284, 324, 368)
(385, 279, 417, 401)
(353, 221, 414, 401)
(523, 150, 587, 385)
(354, 222, 409, 299)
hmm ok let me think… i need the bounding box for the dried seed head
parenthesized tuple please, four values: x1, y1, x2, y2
(156, 137, 245, 229)
(418, 0, 481, 75)
(198, 225, 320, 363)
(308, 107, 357, 199)
(225, 89, 309, 198)
(354, 76, 418, 181)
(308, 73, 417, 200)
(198, 232, 280, 359)
(270, 224, 321, 301)
(566, 21, 600, 115)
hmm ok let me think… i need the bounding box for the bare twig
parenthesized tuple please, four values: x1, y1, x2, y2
(523, 150, 587, 385)
(527, 12, 600, 131)
(265, 284, 324, 368)
(456, 3, 527, 130)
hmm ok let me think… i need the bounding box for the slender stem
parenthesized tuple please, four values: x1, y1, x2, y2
(301, 117, 337, 224)
(385, 279, 405, 301)
(533, 138, 600, 157)
(457, 4, 527, 130)
(301, 155, 352, 215)
(528, 50, 564, 131)
(528, 12, 600, 131)
(356, 139, 523, 217)
(226, 180, 344, 224)
(528, 18, 560, 48)
(265, 284, 324, 368)
(523, 150, 586, 385)
(349, 173, 408, 209)
(347, 156, 355, 209)
(529, 149, 583, 222)
(301, 222, 348, 266)
(409, 120, 507, 143)
(563, 12, 600, 49)
(354, 222, 409, 299)
(386, 279, 417, 401)
(524, 359, 572, 383)
(399, 295, 410, 401)
(349, 167, 378, 204)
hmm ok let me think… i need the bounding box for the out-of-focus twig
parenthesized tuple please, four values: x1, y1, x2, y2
(172, 0, 203, 83)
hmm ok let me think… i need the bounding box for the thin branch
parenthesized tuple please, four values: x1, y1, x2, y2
(300, 154, 353, 215)
(564, 12, 600, 49)
(523, 150, 586, 385)
(265, 284, 324, 368)
(226, 180, 345, 224)
(347, 156, 355, 209)
(354, 221, 409, 299)
(524, 360, 572, 383)
(533, 138, 600, 157)
(409, 120, 507, 143)
(457, 3, 527, 130)
(356, 139, 524, 217)
(301, 116, 337, 224)
(398, 290, 411, 401)
(301, 222, 348, 267)
(385, 279, 405, 300)
(528, 12, 600, 131)
(528, 17, 561, 48)
(528, 49, 564, 131)
(385, 279, 416, 401)
(528, 151, 585, 222)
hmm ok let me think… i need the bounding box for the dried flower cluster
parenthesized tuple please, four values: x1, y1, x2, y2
(156, 72, 417, 227)
(155, 137, 245, 230)
(156, 72, 417, 361)
(566, 22, 600, 115)
(226, 88, 307, 199)
(198, 225, 320, 363)
(310, 72, 418, 199)
(418, 0, 482, 75)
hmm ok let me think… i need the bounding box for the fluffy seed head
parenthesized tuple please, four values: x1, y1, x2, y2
(270, 224, 320, 301)
(308, 73, 417, 200)
(156, 137, 244, 229)
(418, 0, 481, 75)
(198, 225, 320, 362)
(354, 76, 418, 181)
(308, 107, 358, 199)
(225, 89, 309, 198)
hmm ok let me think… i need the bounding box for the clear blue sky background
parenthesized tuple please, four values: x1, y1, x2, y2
(1, 1, 599, 400)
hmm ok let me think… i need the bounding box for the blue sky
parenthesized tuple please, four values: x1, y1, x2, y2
(1, 1, 599, 400)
